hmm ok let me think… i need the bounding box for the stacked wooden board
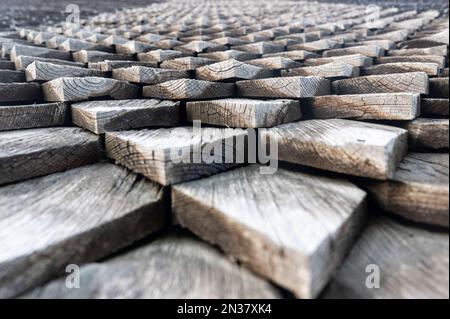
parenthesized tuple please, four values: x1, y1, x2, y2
(0, 0, 448, 299)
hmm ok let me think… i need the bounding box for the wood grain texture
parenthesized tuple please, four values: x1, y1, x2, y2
(195, 59, 273, 81)
(387, 45, 448, 57)
(58, 39, 114, 53)
(115, 40, 157, 54)
(345, 39, 396, 50)
(281, 62, 359, 79)
(260, 119, 408, 179)
(10, 44, 71, 61)
(25, 232, 281, 299)
(323, 45, 384, 58)
(233, 42, 285, 55)
(245, 57, 302, 70)
(362, 62, 440, 76)
(0, 70, 25, 83)
(288, 39, 341, 52)
(429, 77, 449, 98)
(198, 50, 260, 62)
(42, 77, 139, 102)
(367, 153, 449, 227)
(0, 162, 165, 298)
(304, 54, 373, 67)
(137, 49, 185, 63)
(25, 61, 106, 82)
(262, 50, 320, 61)
(421, 98, 449, 116)
(14, 55, 84, 71)
(72, 99, 180, 134)
(97, 60, 158, 71)
(186, 98, 301, 128)
(237, 76, 330, 98)
(143, 79, 235, 100)
(176, 40, 226, 54)
(72, 50, 132, 63)
(172, 164, 367, 298)
(376, 55, 446, 68)
(0, 102, 67, 131)
(0, 127, 101, 185)
(303, 93, 420, 120)
(106, 127, 247, 185)
(404, 118, 449, 150)
(367, 29, 409, 42)
(112, 66, 189, 84)
(332, 72, 429, 95)
(159, 57, 216, 71)
(323, 215, 449, 299)
(0, 82, 42, 103)
(0, 60, 15, 70)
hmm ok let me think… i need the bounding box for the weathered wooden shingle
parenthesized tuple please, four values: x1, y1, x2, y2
(260, 119, 408, 179)
(173, 164, 367, 298)
(0, 127, 101, 185)
(0, 163, 166, 298)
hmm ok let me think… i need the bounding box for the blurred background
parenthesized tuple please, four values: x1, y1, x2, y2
(1, 0, 448, 30)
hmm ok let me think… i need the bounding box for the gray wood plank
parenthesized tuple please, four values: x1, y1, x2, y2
(233, 42, 285, 55)
(303, 93, 420, 120)
(106, 127, 247, 185)
(58, 39, 114, 53)
(0, 102, 67, 131)
(375, 55, 446, 68)
(195, 59, 273, 81)
(0, 162, 165, 298)
(262, 50, 320, 61)
(281, 62, 359, 79)
(288, 39, 341, 52)
(323, 215, 449, 299)
(0, 60, 15, 70)
(42, 77, 139, 102)
(404, 118, 449, 150)
(429, 77, 449, 98)
(421, 98, 449, 116)
(0, 127, 101, 185)
(112, 66, 189, 84)
(159, 57, 216, 71)
(10, 44, 71, 61)
(0, 70, 25, 83)
(14, 55, 85, 71)
(116, 40, 157, 55)
(245, 57, 302, 70)
(260, 119, 408, 179)
(237, 76, 330, 98)
(323, 45, 384, 58)
(72, 99, 180, 134)
(332, 72, 429, 95)
(137, 49, 185, 63)
(72, 50, 133, 63)
(0, 82, 41, 103)
(186, 98, 301, 128)
(25, 61, 106, 82)
(304, 54, 373, 67)
(362, 62, 440, 76)
(367, 153, 449, 227)
(172, 164, 367, 298)
(25, 232, 281, 299)
(143, 79, 235, 100)
(97, 60, 158, 71)
(387, 45, 448, 57)
(198, 50, 260, 62)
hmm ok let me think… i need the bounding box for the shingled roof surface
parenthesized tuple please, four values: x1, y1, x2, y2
(0, 0, 448, 299)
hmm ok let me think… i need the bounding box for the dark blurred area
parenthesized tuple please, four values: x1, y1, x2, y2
(0, 0, 161, 30)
